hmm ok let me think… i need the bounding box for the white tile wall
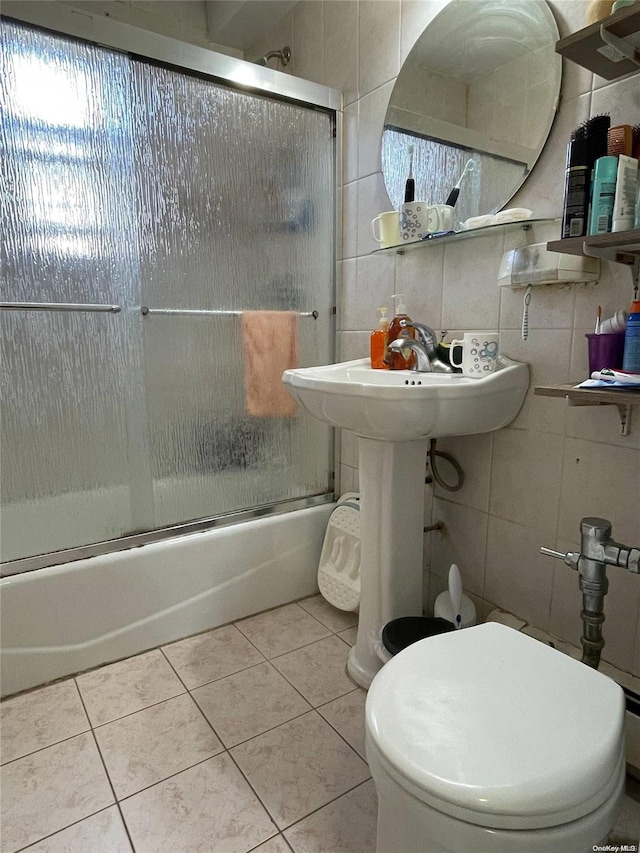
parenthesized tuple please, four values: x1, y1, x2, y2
(293, 2, 324, 85)
(323, 0, 359, 105)
(357, 1, 401, 96)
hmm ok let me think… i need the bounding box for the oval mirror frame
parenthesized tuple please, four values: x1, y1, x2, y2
(382, 0, 562, 225)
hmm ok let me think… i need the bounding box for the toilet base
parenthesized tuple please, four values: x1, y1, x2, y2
(369, 749, 626, 853)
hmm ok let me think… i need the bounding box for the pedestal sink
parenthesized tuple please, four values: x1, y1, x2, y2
(283, 356, 529, 688)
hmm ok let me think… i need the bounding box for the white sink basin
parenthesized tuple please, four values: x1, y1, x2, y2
(283, 356, 528, 441)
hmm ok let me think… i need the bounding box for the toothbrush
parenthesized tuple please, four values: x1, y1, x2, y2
(445, 158, 476, 207)
(404, 145, 415, 203)
(448, 563, 463, 630)
(522, 284, 532, 341)
(595, 305, 602, 334)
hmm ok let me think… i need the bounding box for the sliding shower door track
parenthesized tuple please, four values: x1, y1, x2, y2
(1, 493, 334, 577)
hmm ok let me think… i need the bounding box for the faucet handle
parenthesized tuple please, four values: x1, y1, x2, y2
(540, 546, 580, 571)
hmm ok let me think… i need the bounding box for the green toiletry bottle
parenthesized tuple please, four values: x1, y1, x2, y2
(588, 155, 618, 235)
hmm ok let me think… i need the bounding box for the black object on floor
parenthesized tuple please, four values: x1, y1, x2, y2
(382, 616, 454, 656)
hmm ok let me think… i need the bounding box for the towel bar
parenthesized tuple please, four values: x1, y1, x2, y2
(141, 307, 319, 319)
(0, 302, 121, 313)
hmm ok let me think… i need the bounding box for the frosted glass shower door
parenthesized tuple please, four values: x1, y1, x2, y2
(133, 62, 334, 526)
(0, 21, 152, 562)
(1, 18, 334, 568)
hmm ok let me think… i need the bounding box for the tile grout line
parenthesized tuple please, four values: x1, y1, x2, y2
(187, 674, 314, 750)
(74, 678, 138, 853)
(281, 777, 375, 839)
(7, 683, 137, 853)
(0, 726, 92, 768)
(11, 805, 120, 853)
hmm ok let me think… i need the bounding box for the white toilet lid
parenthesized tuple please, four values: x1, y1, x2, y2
(366, 623, 625, 829)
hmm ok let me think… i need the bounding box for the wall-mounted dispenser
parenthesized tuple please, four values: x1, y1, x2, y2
(497, 242, 600, 288)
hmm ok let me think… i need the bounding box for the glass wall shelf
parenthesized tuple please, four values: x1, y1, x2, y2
(372, 219, 555, 255)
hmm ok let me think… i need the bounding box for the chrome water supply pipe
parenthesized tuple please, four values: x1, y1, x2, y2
(541, 517, 639, 668)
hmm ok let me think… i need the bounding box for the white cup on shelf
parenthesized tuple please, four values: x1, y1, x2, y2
(371, 211, 401, 249)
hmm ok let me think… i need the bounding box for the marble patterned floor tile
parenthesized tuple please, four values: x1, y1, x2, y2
(338, 626, 358, 646)
(297, 595, 359, 633)
(94, 694, 223, 799)
(317, 688, 367, 760)
(230, 711, 370, 830)
(251, 836, 293, 853)
(608, 791, 640, 846)
(284, 780, 378, 853)
(0, 679, 89, 764)
(120, 752, 277, 853)
(234, 603, 331, 659)
(162, 624, 265, 690)
(76, 649, 185, 727)
(22, 806, 132, 853)
(192, 662, 311, 747)
(271, 635, 354, 707)
(1, 732, 114, 853)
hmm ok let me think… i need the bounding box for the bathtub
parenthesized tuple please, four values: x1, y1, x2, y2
(0, 502, 334, 697)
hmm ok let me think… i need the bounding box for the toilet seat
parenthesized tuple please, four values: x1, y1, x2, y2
(365, 622, 626, 831)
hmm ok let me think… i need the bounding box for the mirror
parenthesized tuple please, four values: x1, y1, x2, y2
(382, 0, 561, 227)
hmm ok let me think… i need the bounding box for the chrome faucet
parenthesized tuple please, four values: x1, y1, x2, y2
(387, 320, 455, 373)
(541, 517, 639, 669)
(387, 337, 433, 371)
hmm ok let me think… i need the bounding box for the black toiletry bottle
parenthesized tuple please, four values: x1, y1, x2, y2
(585, 114, 611, 224)
(562, 127, 589, 238)
(562, 115, 611, 239)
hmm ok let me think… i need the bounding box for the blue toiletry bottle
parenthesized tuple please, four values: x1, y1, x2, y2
(622, 299, 640, 374)
(589, 155, 618, 235)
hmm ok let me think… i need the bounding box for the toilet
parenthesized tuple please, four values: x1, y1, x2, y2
(365, 622, 626, 853)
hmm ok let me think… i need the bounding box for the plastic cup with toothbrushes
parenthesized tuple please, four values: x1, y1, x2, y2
(399, 203, 454, 242)
(586, 333, 626, 375)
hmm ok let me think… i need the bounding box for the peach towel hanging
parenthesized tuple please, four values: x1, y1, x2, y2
(242, 310, 298, 417)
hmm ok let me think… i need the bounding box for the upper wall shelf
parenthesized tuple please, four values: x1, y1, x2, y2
(547, 229, 640, 266)
(373, 219, 553, 256)
(555, 4, 640, 80)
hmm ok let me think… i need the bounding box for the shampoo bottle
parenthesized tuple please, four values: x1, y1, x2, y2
(384, 294, 416, 370)
(370, 307, 390, 369)
(588, 155, 618, 235)
(622, 298, 640, 374)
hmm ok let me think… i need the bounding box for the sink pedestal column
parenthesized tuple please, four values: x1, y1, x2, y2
(347, 437, 428, 690)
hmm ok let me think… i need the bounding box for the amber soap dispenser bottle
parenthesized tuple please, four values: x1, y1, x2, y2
(370, 307, 390, 369)
(384, 294, 416, 369)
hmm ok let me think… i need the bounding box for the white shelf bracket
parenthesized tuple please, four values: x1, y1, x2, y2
(566, 395, 633, 436)
(599, 22, 640, 69)
(616, 404, 632, 437)
(581, 242, 640, 289)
